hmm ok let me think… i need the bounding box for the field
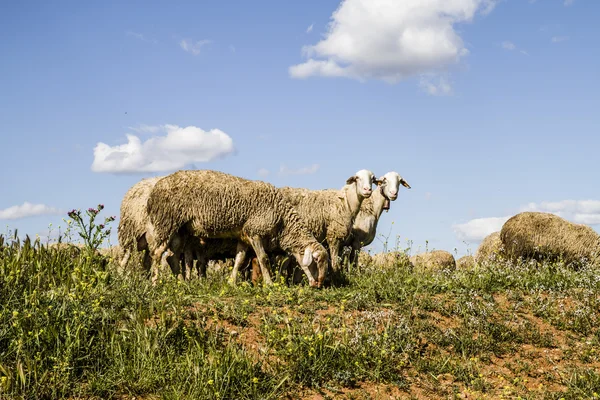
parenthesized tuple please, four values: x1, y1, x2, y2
(1, 233, 600, 399)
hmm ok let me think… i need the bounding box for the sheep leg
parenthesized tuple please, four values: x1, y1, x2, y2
(329, 241, 342, 272)
(229, 242, 249, 285)
(119, 249, 131, 273)
(151, 242, 168, 284)
(183, 244, 195, 280)
(248, 236, 273, 285)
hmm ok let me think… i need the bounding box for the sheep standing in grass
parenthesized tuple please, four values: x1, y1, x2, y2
(145, 170, 329, 287)
(344, 171, 410, 267)
(456, 255, 475, 269)
(500, 212, 600, 267)
(118, 177, 190, 277)
(277, 169, 377, 273)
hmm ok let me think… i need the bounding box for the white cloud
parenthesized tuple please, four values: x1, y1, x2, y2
(180, 39, 211, 55)
(552, 36, 569, 43)
(306, 23, 314, 33)
(0, 202, 63, 220)
(419, 76, 453, 96)
(257, 168, 270, 178)
(229, 44, 236, 53)
(91, 124, 235, 174)
(289, 0, 496, 83)
(564, 0, 575, 6)
(453, 216, 510, 242)
(502, 41, 516, 51)
(279, 164, 320, 176)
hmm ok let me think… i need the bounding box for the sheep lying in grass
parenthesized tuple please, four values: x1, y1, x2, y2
(118, 177, 192, 278)
(456, 255, 475, 269)
(500, 212, 600, 267)
(409, 250, 456, 272)
(277, 169, 377, 273)
(146, 170, 330, 287)
(344, 171, 410, 267)
(475, 232, 503, 264)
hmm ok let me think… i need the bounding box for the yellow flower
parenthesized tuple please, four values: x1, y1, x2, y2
(252, 377, 259, 384)
(208, 379, 214, 385)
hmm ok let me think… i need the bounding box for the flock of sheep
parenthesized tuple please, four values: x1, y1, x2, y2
(114, 168, 600, 287)
(117, 169, 411, 287)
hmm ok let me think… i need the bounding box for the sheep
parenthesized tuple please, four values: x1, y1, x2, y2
(372, 251, 412, 269)
(500, 212, 600, 267)
(344, 171, 411, 267)
(118, 177, 192, 278)
(277, 169, 377, 273)
(145, 170, 330, 287)
(409, 250, 456, 272)
(475, 231, 503, 264)
(456, 255, 475, 269)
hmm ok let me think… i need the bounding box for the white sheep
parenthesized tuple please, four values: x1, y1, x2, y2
(344, 171, 410, 267)
(145, 170, 330, 287)
(277, 169, 377, 272)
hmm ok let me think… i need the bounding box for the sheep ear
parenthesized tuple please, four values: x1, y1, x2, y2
(346, 176, 357, 185)
(374, 177, 386, 186)
(400, 179, 411, 189)
(303, 248, 313, 266)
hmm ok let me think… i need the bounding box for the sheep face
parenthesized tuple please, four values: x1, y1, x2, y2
(308, 242, 329, 287)
(346, 169, 376, 199)
(379, 171, 411, 201)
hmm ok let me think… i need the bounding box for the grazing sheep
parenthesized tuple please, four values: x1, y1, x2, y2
(98, 245, 124, 263)
(372, 251, 412, 269)
(118, 177, 191, 277)
(409, 250, 456, 272)
(344, 171, 411, 267)
(456, 255, 475, 269)
(277, 169, 377, 273)
(500, 212, 600, 267)
(145, 170, 330, 287)
(475, 232, 503, 264)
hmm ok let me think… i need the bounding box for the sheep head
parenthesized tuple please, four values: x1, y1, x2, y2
(377, 171, 411, 210)
(344, 169, 376, 199)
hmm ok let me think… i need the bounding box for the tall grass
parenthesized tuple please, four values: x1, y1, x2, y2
(1, 217, 600, 398)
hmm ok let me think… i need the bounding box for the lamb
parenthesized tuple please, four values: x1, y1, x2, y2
(277, 169, 377, 273)
(456, 255, 475, 269)
(145, 170, 330, 287)
(344, 171, 411, 267)
(500, 212, 600, 267)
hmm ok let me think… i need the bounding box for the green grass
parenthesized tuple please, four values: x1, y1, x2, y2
(1, 234, 600, 399)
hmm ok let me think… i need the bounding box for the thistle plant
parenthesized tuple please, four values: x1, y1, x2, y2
(66, 204, 115, 252)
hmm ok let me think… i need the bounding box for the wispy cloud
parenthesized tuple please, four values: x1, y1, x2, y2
(502, 41, 516, 51)
(306, 23, 314, 34)
(419, 76, 452, 96)
(180, 39, 212, 55)
(279, 164, 320, 176)
(551, 36, 569, 43)
(92, 124, 235, 174)
(126, 31, 157, 44)
(501, 41, 529, 56)
(0, 202, 63, 220)
(257, 168, 270, 178)
(564, 0, 575, 6)
(229, 44, 236, 53)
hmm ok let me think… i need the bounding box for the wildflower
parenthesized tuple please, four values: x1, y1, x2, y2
(252, 377, 259, 384)
(208, 379, 214, 385)
(12, 311, 18, 318)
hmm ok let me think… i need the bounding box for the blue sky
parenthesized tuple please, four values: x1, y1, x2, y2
(1, 0, 598, 257)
